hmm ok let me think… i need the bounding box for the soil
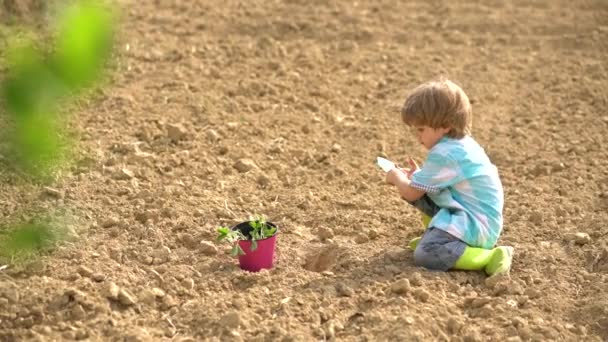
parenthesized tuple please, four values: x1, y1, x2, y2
(1, 0, 608, 341)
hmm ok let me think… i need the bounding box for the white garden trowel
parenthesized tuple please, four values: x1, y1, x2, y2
(376, 157, 396, 173)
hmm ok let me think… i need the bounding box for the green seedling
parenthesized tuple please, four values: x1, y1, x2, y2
(216, 214, 277, 257)
(216, 226, 246, 256)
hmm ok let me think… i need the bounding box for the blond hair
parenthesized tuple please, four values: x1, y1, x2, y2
(401, 78, 472, 138)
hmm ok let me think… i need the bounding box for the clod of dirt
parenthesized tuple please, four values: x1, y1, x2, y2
(529, 211, 543, 225)
(113, 168, 135, 180)
(92, 273, 105, 282)
(410, 272, 424, 286)
(181, 278, 194, 290)
(139, 289, 156, 305)
(317, 227, 334, 241)
(135, 210, 159, 224)
(139, 288, 165, 305)
(354, 233, 370, 244)
(206, 129, 221, 142)
(167, 124, 187, 142)
(118, 289, 137, 306)
(42, 186, 63, 199)
(0, 284, 19, 303)
(446, 317, 463, 334)
(330, 143, 342, 153)
(160, 295, 178, 311)
(565, 232, 591, 245)
(177, 233, 198, 249)
(412, 288, 430, 302)
(257, 174, 271, 188)
(71, 305, 86, 320)
(335, 283, 355, 297)
(77, 266, 94, 278)
(130, 151, 154, 164)
(304, 244, 340, 272)
(219, 311, 241, 329)
(390, 279, 411, 294)
(200, 241, 218, 255)
(152, 246, 171, 263)
(233, 159, 257, 173)
(103, 282, 120, 300)
(101, 217, 120, 228)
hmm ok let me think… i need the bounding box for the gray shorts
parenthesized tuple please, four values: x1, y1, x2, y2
(409, 195, 467, 271)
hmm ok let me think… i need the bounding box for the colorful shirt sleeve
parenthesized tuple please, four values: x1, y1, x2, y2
(410, 151, 465, 194)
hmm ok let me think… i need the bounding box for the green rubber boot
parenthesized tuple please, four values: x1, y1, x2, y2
(484, 246, 514, 277)
(422, 214, 431, 228)
(453, 246, 514, 276)
(408, 236, 422, 250)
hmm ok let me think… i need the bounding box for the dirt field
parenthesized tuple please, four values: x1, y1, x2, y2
(1, 0, 607, 340)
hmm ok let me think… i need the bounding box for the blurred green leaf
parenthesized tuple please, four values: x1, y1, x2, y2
(13, 112, 64, 175)
(51, 1, 114, 90)
(0, 0, 115, 181)
(0, 222, 58, 257)
(3, 42, 64, 117)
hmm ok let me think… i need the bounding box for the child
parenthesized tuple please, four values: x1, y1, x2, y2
(386, 78, 513, 277)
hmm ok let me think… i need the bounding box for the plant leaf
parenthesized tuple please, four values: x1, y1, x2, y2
(251, 239, 258, 251)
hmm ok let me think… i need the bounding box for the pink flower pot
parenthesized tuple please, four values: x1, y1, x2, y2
(232, 221, 278, 272)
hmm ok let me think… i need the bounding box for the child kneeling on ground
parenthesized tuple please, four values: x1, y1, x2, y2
(386, 78, 513, 277)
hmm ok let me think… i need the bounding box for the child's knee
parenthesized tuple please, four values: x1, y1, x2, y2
(413, 246, 437, 269)
(413, 245, 451, 271)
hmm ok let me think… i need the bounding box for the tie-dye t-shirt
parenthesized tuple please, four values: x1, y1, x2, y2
(410, 136, 504, 249)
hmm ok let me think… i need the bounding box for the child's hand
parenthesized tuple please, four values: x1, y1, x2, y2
(400, 158, 419, 179)
(386, 168, 407, 186)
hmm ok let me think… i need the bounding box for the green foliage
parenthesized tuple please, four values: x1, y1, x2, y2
(0, 1, 115, 267)
(51, 1, 114, 90)
(0, 217, 68, 264)
(216, 214, 277, 257)
(0, 0, 115, 181)
(247, 214, 276, 251)
(217, 226, 246, 256)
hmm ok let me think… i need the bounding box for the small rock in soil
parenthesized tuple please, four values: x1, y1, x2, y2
(447, 317, 463, 334)
(354, 233, 369, 244)
(77, 266, 94, 278)
(206, 129, 221, 141)
(317, 227, 334, 240)
(113, 168, 135, 180)
(200, 241, 218, 255)
(139, 289, 157, 305)
(413, 288, 430, 302)
(219, 311, 241, 329)
(118, 289, 137, 306)
(161, 295, 178, 310)
(152, 246, 171, 263)
(181, 278, 194, 290)
(304, 244, 340, 272)
(410, 272, 424, 286)
(104, 282, 120, 300)
(257, 174, 271, 187)
(101, 218, 120, 228)
(167, 124, 187, 142)
(335, 283, 355, 297)
(42, 186, 63, 198)
(565, 232, 591, 245)
(177, 233, 198, 249)
(390, 279, 411, 294)
(92, 273, 105, 282)
(233, 159, 257, 173)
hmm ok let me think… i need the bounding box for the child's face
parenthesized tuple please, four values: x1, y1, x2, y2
(412, 125, 450, 150)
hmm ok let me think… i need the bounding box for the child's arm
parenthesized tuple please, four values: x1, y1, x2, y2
(386, 168, 425, 202)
